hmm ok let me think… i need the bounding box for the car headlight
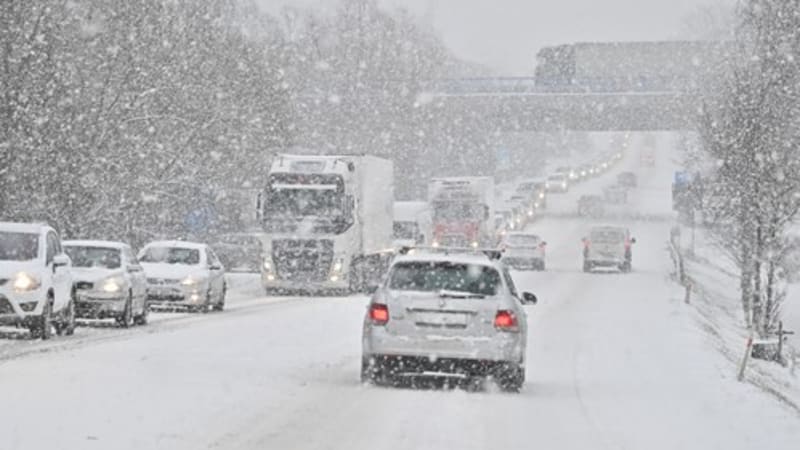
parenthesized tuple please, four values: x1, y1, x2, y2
(470, 241, 479, 248)
(263, 260, 272, 272)
(13, 272, 40, 293)
(331, 258, 344, 273)
(431, 241, 440, 248)
(101, 276, 125, 293)
(539, 193, 544, 199)
(181, 276, 206, 286)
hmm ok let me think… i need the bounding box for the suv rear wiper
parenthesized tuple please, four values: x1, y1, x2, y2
(438, 289, 486, 299)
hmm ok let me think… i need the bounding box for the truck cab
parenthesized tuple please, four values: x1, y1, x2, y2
(258, 155, 393, 294)
(428, 177, 495, 249)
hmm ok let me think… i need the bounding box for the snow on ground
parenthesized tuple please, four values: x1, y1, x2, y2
(0, 133, 798, 449)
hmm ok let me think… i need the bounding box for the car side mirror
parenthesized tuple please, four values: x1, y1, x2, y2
(209, 264, 222, 271)
(631, 237, 637, 244)
(540, 241, 547, 247)
(521, 292, 537, 305)
(53, 254, 70, 272)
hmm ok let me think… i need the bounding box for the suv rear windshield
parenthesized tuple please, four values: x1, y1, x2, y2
(65, 246, 121, 269)
(388, 261, 501, 296)
(139, 247, 200, 265)
(0, 232, 39, 261)
(590, 229, 625, 243)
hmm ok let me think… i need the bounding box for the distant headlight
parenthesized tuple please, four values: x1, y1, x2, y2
(431, 241, 440, 248)
(538, 193, 545, 199)
(332, 258, 344, 273)
(101, 276, 125, 293)
(13, 272, 40, 293)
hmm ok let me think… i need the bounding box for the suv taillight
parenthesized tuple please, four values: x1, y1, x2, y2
(368, 303, 389, 325)
(494, 310, 518, 331)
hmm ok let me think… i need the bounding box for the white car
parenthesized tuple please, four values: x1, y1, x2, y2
(582, 226, 636, 272)
(64, 240, 149, 327)
(546, 174, 569, 193)
(139, 241, 226, 313)
(361, 249, 538, 392)
(0, 222, 75, 339)
(501, 232, 547, 271)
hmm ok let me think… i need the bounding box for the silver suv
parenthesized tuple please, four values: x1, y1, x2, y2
(0, 222, 76, 339)
(361, 248, 538, 392)
(582, 225, 636, 272)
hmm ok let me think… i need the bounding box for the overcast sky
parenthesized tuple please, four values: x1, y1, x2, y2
(257, 0, 733, 75)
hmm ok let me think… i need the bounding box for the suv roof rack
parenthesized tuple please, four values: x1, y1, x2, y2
(398, 246, 504, 261)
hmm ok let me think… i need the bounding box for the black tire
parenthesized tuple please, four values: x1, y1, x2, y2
(31, 296, 53, 340)
(116, 293, 134, 328)
(201, 290, 213, 313)
(497, 364, 525, 393)
(134, 299, 149, 326)
(583, 261, 592, 273)
(213, 284, 226, 311)
(56, 296, 76, 336)
(361, 356, 385, 385)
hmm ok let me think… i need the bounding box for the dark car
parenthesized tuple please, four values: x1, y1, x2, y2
(618, 172, 637, 188)
(578, 195, 605, 217)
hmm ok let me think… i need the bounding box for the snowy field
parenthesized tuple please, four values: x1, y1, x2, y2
(1, 134, 799, 449)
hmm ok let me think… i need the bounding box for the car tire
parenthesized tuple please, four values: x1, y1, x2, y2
(200, 290, 213, 314)
(496, 363, 524, 393)
(213, 284, 226, 312)
(31, 296, 53, 340)
(134, 299, 149, 326)
(583, 261, 592, 273)
(117, 293, 134, 328)
(56, 296, 76, 336)
(361, 356, 385, 386)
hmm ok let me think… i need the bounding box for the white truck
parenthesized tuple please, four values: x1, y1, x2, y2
(257, 154, 394, 294)
(392, 201, 431, 249)
(428, 177, 495, 248)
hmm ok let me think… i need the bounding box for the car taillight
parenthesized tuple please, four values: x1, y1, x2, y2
(369, 303, 389, 325)
(494, 310, 518, 331)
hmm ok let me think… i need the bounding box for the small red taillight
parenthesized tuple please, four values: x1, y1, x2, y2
(369, 303, 389, 325)
(494, 310, 518, 330)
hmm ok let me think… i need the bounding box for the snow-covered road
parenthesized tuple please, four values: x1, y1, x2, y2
(1, 135, 799, 449)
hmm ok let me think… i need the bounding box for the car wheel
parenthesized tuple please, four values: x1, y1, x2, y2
(496, 363, 524, 393)
(361, 356, 385, 385)
(583, 261, 592, 273)
(134, 299, 149, 326)
(200, 290, 213, 314)
(116, 293, 134, 328)
(57, 296, 76, 336)
(31, 296, 54, 340)
(213, 284, 226, 312)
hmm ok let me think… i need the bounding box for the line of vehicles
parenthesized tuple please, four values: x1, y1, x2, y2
(0, 221, 229, 339)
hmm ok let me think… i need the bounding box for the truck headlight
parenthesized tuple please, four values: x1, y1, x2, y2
(470, 241, 479, 248)
(431, 241, 440, 248)
(13, 272, 40, 293)
(101, 276, 125, 293)
(332, 258, 344, 273)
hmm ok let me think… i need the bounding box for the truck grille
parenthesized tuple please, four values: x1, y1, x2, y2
(272, 239, 334, 282)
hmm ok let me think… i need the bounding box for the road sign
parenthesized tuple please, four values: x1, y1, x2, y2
(185, 206, 216, 234)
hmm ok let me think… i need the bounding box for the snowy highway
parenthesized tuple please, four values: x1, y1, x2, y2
(2, 142, 799, 450)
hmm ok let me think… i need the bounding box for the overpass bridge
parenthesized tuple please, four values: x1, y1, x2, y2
(419, 77, 697, 131)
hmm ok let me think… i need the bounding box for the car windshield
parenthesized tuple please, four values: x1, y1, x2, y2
(139, 247, 200, 265)
(65, 246, 121, 269)
(590, 229, 625, 243)
(506, 235, 541, 247)
(388, 261, 501, 296)
(0, 232, 39, 261)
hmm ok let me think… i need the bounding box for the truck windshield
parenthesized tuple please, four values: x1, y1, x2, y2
(388, 261, 500, 296)
(266, 189, 344, 217)
(432, 202, 485, 221)
(393, 221, 419, 240)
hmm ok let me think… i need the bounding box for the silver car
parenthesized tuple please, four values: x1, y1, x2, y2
(582, 226, 636, 272)
(361, 249, 538, 392)
(501, 232, 547, 271)
(64, 240, 149, 327)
